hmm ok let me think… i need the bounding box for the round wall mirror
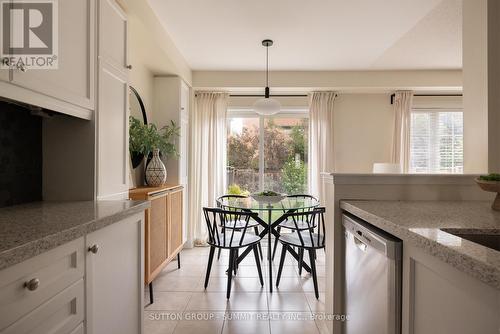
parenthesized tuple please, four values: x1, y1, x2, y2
(129, 86, 148, 169)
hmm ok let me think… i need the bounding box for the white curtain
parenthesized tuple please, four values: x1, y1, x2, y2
(188, 92, 229, 245)
(391, 91, 414, 173)
(308, 91, 338, 201)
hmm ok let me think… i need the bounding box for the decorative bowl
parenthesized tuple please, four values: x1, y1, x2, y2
(475, 178, 500, 211)
(250, 193, 286, 204)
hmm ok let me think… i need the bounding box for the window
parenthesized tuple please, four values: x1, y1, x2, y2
(226, 110, 308, 195)
(409, 109, 463, 173)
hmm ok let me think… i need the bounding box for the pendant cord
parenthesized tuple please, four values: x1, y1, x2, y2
(266, 46, 269, 88)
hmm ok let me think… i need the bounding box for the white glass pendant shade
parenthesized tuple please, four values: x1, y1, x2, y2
(253, 97, 281, 116)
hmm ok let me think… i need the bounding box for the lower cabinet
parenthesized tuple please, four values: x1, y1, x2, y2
(402, 244, 500, 334)
(85, 212, 144, 334)
(0, 213, 145, 334)
(129, 185, 184, 285)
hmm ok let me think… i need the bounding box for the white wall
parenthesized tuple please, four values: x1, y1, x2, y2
(334, 94, 393, 173)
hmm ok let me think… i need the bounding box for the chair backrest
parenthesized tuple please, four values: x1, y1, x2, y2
(216, 194, 248, 209)
(203, 207, 259, 248)
(282, 207, 326, 247)
(282, 194, 319, 215)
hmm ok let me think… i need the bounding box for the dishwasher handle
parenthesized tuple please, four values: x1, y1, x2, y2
(342, 213, 401, 260)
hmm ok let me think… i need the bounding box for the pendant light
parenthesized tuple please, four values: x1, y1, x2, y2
(253, 39, 281, 115)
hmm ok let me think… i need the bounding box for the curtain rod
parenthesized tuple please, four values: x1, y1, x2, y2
(390, 93, 462, 105)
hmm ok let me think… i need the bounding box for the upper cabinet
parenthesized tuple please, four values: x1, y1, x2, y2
(9, 0, 95, 112)
(96, 0, 129, 200)
(98, 0, 128, 73)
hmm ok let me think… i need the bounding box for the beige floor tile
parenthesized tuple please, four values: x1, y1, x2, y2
(301, 276, 326, 293)
(160, 264, 205, 278)
(270, 317, 320, 334)
(202, 276, 265, 293)
(272, 276, 304, 292)
(222, 318, 270, 334)
(144, 311, 178, 334)
(267, 292, 311, 312)
(186, 292, 229, 311)
(145, 292, 193, 311)
(272, 265, 299, 277)
(154, 275, 202, 292)
(173, 319, 224, 334)
(225, 292, 268, 311)
(304, 292, 326, 312)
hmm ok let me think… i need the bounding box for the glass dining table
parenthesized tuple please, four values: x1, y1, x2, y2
(218, 196, 320, 292)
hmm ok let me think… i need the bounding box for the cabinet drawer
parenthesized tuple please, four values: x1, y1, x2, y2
(0, 238, 84, 330)
(1, 279, 84, 334)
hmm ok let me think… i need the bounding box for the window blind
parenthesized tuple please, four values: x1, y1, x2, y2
(409, 109, 463, 174)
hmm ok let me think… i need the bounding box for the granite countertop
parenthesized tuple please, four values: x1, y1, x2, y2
(340, 200, 500, 290)
(0, 200, 150, 270)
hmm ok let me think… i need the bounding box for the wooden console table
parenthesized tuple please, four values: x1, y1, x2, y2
(129, 184, 184, 304)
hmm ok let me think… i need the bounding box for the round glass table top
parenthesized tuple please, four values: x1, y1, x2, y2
(218, 196, 320, 211)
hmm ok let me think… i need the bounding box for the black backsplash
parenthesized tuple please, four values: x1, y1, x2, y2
(0, 101, 42, 208)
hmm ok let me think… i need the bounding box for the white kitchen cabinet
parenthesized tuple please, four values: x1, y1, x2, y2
(0, 238, 85, 334)
(10, 0, 95, 110)
(95, 0, 129, 200)
(402, 244, 500, 334)
(96, 61, 129, 199)
(85, 213, 144, 334)
(98, 0, 128, 73)
(153, 76, 190, 244)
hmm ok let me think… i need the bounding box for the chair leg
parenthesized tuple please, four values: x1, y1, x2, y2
(276, 244, 288, 287)
(177, 253, 181, 269)
(233, 249, 238, 275)
(254, 226, 264, 260)
(308, 249, 319, 299)
(298, 248, 304, 275)
(204, 246, 216, 289)
(149, 282, 154, 305)
(227, 249, 235, 299)
(272, 227, 281, 260)
(253, 245, 264, 286)
(217, 228, 224, 260)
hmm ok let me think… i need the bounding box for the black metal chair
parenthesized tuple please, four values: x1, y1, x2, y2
(203, 207, 264, 299)
(216, 194, 263, 260)
(276, 207, 326, 299)
(272, 194, 319, 271)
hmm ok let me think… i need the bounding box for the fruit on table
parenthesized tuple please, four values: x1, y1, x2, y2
(256, 191, 281, 196)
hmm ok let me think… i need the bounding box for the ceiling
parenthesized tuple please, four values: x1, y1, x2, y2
(147, 0, 462, 71)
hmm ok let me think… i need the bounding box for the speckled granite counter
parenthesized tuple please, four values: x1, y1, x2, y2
(0, 200, 150, 270)
(340, 201, 500, 290)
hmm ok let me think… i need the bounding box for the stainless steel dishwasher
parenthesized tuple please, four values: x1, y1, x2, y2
(342, 213, 402, 334)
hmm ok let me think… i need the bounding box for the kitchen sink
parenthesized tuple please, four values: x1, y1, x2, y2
(441, 229, 500, 252)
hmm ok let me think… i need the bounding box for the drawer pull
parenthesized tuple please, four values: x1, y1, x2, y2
(88, 244, 99, 254)
(24, 278, 40, 291)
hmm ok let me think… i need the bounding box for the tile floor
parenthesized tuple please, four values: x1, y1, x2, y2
(144, 240, 328, 334)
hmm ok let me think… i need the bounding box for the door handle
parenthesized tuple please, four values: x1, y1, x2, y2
(353, 236, 367, 252)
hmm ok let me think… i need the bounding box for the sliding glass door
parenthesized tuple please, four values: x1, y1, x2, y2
(226, 110, 308, 195)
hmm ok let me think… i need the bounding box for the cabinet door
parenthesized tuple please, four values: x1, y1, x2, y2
(145, 194, 168, 283)
(168, 189, 183, 258)
(99, 0, 128, 72)
(96, 61, 129, 199)
(11, 0, 95, 110)
(86, 213, 144, 334)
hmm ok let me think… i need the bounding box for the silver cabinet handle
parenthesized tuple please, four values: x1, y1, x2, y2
(16, 63, 27, 72)
(126, 64, 132, 69)
(24, 278, 40, 291)
(88, 244, 99, 254)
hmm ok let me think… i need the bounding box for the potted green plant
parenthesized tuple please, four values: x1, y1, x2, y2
(129, 116, 180, 186)
(476, 173, 500, 211)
